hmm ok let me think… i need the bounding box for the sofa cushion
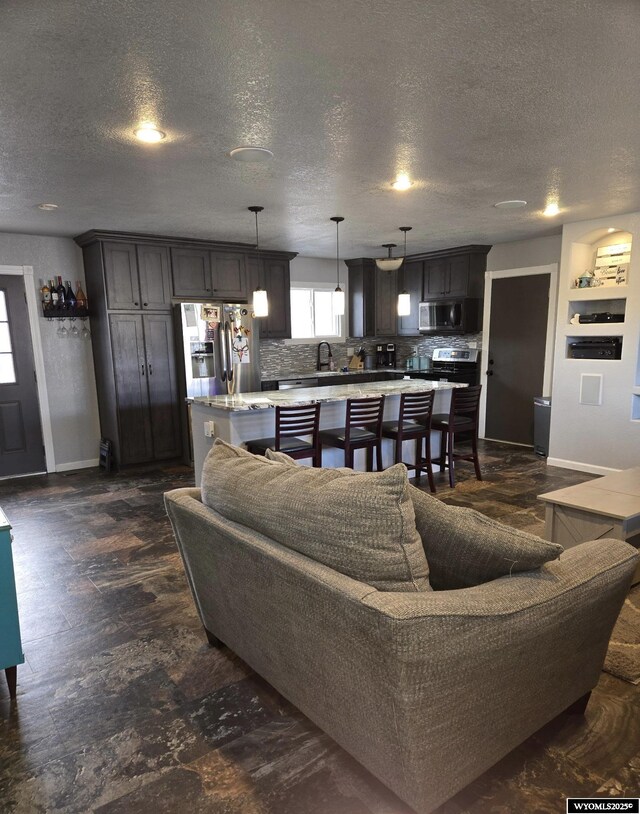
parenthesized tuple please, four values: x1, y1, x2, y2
(409, 485, 563, 589)
(202, 439, 431, 592)
(264, 448, 299, 465)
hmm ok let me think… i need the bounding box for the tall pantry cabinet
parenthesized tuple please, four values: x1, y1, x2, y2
(77, 236, 181, 467)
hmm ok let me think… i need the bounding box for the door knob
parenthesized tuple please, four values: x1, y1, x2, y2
(486, 370, 493, 376)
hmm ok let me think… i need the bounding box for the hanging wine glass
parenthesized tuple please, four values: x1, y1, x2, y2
(81, 319, 91, 340)
(57, 320, 68, 338)
(70, 319, 80, 338)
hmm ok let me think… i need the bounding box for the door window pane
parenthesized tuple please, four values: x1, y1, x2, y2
(0, 353, 16, 384)
(0, 292, 7, 321)
(0, 322, 11, 353)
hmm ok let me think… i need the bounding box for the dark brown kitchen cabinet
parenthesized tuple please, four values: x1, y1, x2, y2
(172, 249, 247, 300)
(246, 254, 292, 338)
(424, 256, 471, 297)
(171, 248, 211, 298)
(104, 242, 171, 311)
(109, 314, 181, 465)
(375, 268, 398, 336)
(346, 259, 397, 337)
(397, 260, 423, 336)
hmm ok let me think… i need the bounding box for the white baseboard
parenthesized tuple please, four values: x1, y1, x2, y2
(546, 457, 621, 477)
(55, 458, 100, 472)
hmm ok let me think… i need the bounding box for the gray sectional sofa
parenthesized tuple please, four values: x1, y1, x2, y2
(165, 440, 638, 814)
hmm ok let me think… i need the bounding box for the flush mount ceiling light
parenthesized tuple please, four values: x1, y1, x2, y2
(248, 206, 269, 318)
(494, 199, 527, 209)
(391, 173, 413, 191)
(543, 201, 560, 217)
(37, 202, 58, 211)
(330, 216, 345, 317)
(397, 226, 413, 316)
(229, 146, 274, 163)
(607, 227, 617, 233)
(376, 243, 403, 272)
(134, 122, 166, 143)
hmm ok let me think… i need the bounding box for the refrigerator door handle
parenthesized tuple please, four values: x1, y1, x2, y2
(219, 322, 228, 382)
(226, 322, 235, 391)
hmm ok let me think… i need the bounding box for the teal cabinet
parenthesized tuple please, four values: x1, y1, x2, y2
(0, 509, 23, 698)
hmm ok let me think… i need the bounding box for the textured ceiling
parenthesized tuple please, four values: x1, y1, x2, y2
(1, 0, 639, 257)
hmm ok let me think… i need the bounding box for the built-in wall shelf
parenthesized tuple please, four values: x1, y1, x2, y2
(563, 324, 628, 337)
(567, 297, 626, 325)
(632, 394, 640, 421)
(567, 285, 628, 300)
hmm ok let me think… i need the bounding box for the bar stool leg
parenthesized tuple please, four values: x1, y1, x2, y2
(471, 434, 482, 481)
(424, 433, 436, 494)
(395, 434, 403, 465)
(414, 436, 422, 480)
(447, 429, 455, 488)
(346, 445, 354, 469)
(365, 445, 373, 471)
(439, 428, 447, 472)
(376, 440, 383, 471)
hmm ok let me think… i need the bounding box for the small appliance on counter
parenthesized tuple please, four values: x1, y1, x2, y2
(376, 343, 396, 368)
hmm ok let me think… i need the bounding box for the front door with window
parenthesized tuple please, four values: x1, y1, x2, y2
(0, 276, 45, 477)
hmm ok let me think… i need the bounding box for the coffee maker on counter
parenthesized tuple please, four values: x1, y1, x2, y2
(376, 343, 397, 368)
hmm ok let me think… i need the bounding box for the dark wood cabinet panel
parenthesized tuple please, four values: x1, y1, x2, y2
(347, 260, 375, 338)
(210, 252, 246, 300)
(109, 314, 153, 464)
(143, 315, 181, 459)
(397, 260, 423, 336)
(104, 243, 140, 310)
(171, 248, 212, 297)
(138, 245, 172, 310)
(424, 259, 448, 297)
(375, 268, 398, 336)
(246, 255, 291, 338)
(447, 254, 470, 296)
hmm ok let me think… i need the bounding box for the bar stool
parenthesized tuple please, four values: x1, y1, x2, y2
(431, 385, 482, 488)
(318, 395, 385, 470)
(246, 403, 322, 466)
(381, 390, 436, 492)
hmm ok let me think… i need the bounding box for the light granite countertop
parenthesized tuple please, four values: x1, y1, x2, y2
(192, 379, 465, 412)
(261, 369, 407, 381)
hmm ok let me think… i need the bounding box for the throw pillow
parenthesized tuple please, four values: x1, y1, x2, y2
(264, 448, 298, 466)
(202, 439, 432, 592)
(409, 484, 563, 590)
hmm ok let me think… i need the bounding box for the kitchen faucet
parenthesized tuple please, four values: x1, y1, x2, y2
(317, 341, 333, 371)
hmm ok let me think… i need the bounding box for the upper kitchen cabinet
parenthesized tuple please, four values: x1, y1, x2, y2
(397, 260, 424, 336)
(137, 244, 172, 310)
(172, 250, 247, 300)
(103, 242, 141, 310)
(423, 246, 490, 299)
(246, 254, 293, 338)
(171, 248, 212, 298)
(346, 259, 397, 337)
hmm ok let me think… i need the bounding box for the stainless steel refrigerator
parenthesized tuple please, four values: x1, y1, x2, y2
(179, 302, 261, 398)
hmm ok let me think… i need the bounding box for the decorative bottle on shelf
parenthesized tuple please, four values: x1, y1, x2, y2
(75, 282, 87, 310)
(56, 276, 66, 307)
(50, 279, 59, 307)
(40, 280, 51, 308)
(65, 281, 77, 308)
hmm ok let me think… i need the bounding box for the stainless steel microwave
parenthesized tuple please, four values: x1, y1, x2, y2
(418, 298, 479, 333)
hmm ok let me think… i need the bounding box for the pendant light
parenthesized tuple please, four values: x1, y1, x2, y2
(248, 206, 268, 317)
(330, 216, 345, 317)
(397, 226, 412, 316)
(375, 243, 403, 272)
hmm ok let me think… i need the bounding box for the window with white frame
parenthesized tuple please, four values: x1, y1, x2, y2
(290, 284, 344, 339)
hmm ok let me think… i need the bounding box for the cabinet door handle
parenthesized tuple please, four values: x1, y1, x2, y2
(141, 363, 145, 376)
(143, 302, 148, 307)
(149, 363, 153, 375)
(134, 301, 139, 306)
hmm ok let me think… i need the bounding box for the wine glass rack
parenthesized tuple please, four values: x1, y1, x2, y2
(41, 304, 90, 319)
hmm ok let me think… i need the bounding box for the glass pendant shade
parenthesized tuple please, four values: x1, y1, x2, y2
(252, 287, 269, 317)
(333, 286, 345, 316)
(375, 243, 403, 272)
(397, 291, 411, 316)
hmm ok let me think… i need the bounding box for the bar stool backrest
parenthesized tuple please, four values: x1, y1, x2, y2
(344, 396, 385, 443)
(275, 403, 321, 449)
(399, 390, 435, 428)
(449, 385, 482, 431)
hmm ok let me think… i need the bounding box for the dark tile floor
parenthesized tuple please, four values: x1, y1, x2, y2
(1, 444, 638, 813)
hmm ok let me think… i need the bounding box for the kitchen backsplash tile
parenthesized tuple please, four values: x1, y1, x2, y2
(260, 333, 483, 378)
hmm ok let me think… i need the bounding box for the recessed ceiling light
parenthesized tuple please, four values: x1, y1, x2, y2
(228, 146, 274, 163)
(391, 173, 413, 191)
(543, 202, 560, 217)
(134, 123, 166, 143)
(494, 200, 527, 209)
(607, 227, 616, 233)
(37, 203, 58, 211)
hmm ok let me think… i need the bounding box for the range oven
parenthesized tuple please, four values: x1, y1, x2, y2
(426, 347, 480, 385)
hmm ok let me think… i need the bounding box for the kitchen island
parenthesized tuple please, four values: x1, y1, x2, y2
(191, 379, 465, 484)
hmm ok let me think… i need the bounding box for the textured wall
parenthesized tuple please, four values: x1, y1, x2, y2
(0, 233, 100, 468)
